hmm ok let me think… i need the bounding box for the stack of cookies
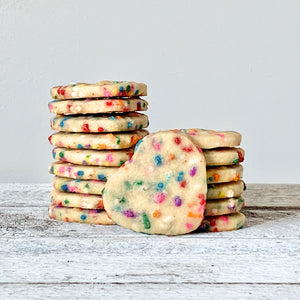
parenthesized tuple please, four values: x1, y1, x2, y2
(180, 129, 246, 232)
(47, 81, 149, 224)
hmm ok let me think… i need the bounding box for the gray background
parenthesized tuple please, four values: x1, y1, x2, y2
(0, 0, 299, 183)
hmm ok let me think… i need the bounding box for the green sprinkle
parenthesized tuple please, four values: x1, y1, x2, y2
(59, 151, 64, 158)
(120, 197, 126, 203)
(142, 213, 151, 229)
(233, 158, 239, 164)
(86, 155, 91, 159)
(134, 180, 143, 186)
(139, 124, 143, 129)
(116, 137, 121, 145)
(119, 160, 125, 166)
(85, 184, 90, 189)
(71, 83, 77, 87)
(124, 181, 131, 190)
(101, 188, 105, 195)
(143, 102, 146, 107)
(126, 85, 131, 92)
(238, 198, 244, 203)
(64, 200, 69, 204)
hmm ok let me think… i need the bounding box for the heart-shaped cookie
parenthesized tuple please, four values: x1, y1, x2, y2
(103, 131, 207, 235)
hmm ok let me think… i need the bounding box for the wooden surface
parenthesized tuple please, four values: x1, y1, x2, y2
(1, 184, 300, 299)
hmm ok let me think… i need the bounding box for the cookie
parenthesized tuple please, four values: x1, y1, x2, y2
(50, 189, 104, 209)
(103, 131, 207, 236)
(179, 128, 241, 149)
(203, 147, 245, 166)
(51, 81, 147, 100)
(49, 162, 118, 180)
(206, 164, 243, 184)
(48, 98, 148, 115)
(52, 147, 134, 167)
(48, 205, 114, 225)
(48, 130, 148, 150)
(50, 112, 149, 133)
(207, 181, 245, 199)
(53, 176, 105, 194)
(205, 197, 245, 216)
(199, 212, 246, 232)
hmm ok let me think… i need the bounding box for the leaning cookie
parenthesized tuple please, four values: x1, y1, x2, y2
(48, 130, 149, 150)
(103, 131, 207, 236)
(48, 98, 148, 115)
(205, 197, 245, 216)
(198, 212, 246, 232)
(207, 181, 246, 199)
(206, 164, 243, 184)
(51, 112, 149, 133)
(49, 162, 118, 180)
(50, 190, 104, 209)
(51, 81, 147, 100)
(203, 147, 245, 166)
(48, 205, 114, 225)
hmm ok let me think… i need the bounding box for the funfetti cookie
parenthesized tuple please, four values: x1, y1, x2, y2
(50, 189, 104, 209)
(48, 98, 148, 115)
(48, 130, 148, 150)
(205, 197, 245, 216)
(103, 131, 207, 236)
(199, 212, 246, 232)
(52, 176, 105, 194)
(207, 181, 246, 199)
(51, 112, 149, 133)
(179, 128, 241, 149)
(206, 164, 243, 184)
(49, 162, 118, 180)
(51, 81, 147, 100)
(52, 147, 134, 167)
(203, 147, 245, 166)
(48, 205, 114, 225)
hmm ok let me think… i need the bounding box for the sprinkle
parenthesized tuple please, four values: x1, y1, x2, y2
(154, 155, 162, 167)
(142, 213, 151, 229)
(155, 193, 166, 203)
(186, 223, 193, 229)
(135, 139, 143, 151)
(120, 197, 126, 203)
(110, 116, 116, 120)
(80, 214, 87, 220)
(189, 166, 197, 177)
(82, 123, 90, 132)
(174, 137, 181, 145)
(59, 151, 64, 158)
(174, 196, 182, 207)
(156, 182, 164, 190)
(182, 145, 193, 152)
(124, 181, 131, 190)
(153, 210, 161, 218)
(213, 173, 220, 181)
(61, 184, 69, 192)
(127, 121, 133, 129)
(123, 210, 136, 218)
(98, 127, 104, 132)
(152, 139, 161, 151)
(78, 144, 83, 149)
(177, 171, 184, 182)
(77, 171, 84, 177)
(106, 154, 113, 162)
(97, 174, 106, 180)
(59, 116, 72, 127)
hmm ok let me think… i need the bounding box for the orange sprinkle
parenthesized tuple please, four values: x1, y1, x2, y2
(167, 153, 175, 161)
(153, 210, 161, 218)
(233, 174, 240, 181)
(187, 212, 203, 218)
(213, 173, 220, 181)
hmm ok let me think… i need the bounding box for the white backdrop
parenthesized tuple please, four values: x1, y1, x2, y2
(0, 0, 299, 183)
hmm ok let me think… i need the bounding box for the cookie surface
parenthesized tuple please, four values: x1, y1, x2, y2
(53, 176, 105, 194)
(203, 147, 245, 166)
(52, 147, 133, 167)
(206, 164, 243, 184)
(207, 181, 245, 199)
(205, 197, 245, 216)
(199, 212, 246, 232)
(50, 189, 104, 209)
(48, 130, 148, 150)
(103, 131, 207, 235)
(180, 128, 241, 149)
(49, 162, 118, 180)
(51, 112, 149, 133)
(48, 98, 148, 115)
(48, 205, 114, 225)
(51, 81, 147, 100)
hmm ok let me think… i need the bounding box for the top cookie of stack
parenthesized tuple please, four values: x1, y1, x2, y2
(47, 81, 149, 223)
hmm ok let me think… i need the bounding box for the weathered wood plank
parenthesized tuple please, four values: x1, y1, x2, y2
(1, 207, 300, 239)
(1, 283, 300, 299)
(1, 184, 299, 208)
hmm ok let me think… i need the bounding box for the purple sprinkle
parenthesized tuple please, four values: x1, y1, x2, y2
(174, 196, 182, 207)
(129, 158, 133, 163)
(189, 166, 197, 177)
(123, 210, 136, 218)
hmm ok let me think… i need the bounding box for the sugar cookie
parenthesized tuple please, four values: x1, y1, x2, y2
(51, 112, 149, 133)
(48, 98, 148, 115)
(48, 130, 148, 150)
(205, 197, 245, 216)
(48, 205, 114, 225)
(52, 147, 134, 166)
(206, 164, 243, 184)
(207, 181, 245, 199)
(51, 81, 147, 100)
(199, 212, 246, 232)
(49, 162, 117, 180)
(103, 131, 207, 235)
(53, 176, 105, 194)
(50, 189, 104, 209)
(203, 147, 245, 166)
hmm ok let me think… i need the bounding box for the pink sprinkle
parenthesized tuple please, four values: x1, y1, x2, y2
(69, 186, 77, 192)
(104, 88, 111, 97)
(186, 223, 193, 229)
(189, 166, 197, 177)
(58, 166, 65, 173)
(152, 139, 161, 151)
(49, 104, 53, 111)
(188, 132, 196, 135)
(221, 215, 229, 224)
(196, 147, 203, 153)
(106, 154, 114, 162)
(58, 141, 63, 147)
(217, 133, 225, 139)
(95, 158, 100, 163)
(155, 193, 166, 204)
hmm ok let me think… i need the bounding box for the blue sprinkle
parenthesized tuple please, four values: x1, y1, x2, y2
(50, 166, 54, 173)
(119, 86, 124, 92)
(127, 121, 133, 129)
(134, 89, 139, 95)
(97, 174, 107, 180)
(156, 182, 164, 191)
(59, 116, 72, 127)
(177, 171, 184, 182)
(61, 184, 69, 192)
(109, 116, 116, 120)
(154, 155, 162, 167)
(52, 151, 56, 159)
(208, 176, 213, 182)
(80, 214, 87, 220)
(134, 139, 143, 151)
(78, 144, 83, 149)
(77, 171, 84, 177)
